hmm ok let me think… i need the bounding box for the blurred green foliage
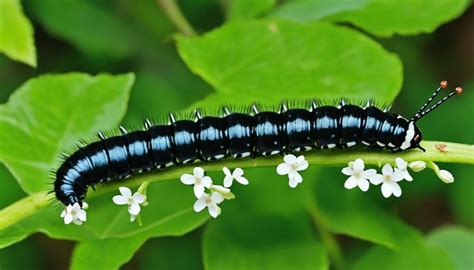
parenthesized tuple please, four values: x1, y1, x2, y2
(0, 0, 473, 269)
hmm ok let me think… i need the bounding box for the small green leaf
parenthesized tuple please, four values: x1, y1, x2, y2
(352, 240, 455, 270)
(270, 0, 369, 22)
(177, 20, 402, 106)
(0, 73, 134, 194)
(226, 0, 276, 20)
(327, 0, 470, 37)
(203, 209, 328, 270)
(0, 181, 208, 249)
(426, 226, 474, 270)
(27, 0, 136, 59)
(70, 235, 147, 270)
(312, 168, 422, 248)
(0, 0, 36, 67)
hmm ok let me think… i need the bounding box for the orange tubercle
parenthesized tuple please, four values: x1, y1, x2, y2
(440, 80, 448, 89)
(455, 87, 463, 94)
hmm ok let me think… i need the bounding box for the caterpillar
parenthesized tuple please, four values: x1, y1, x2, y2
(54, 81, 462, 207)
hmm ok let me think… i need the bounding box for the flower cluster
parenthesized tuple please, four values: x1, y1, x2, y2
(180, 166, 247, 218)
(276, 154, 309, 188)
(60, 202, 88, 225)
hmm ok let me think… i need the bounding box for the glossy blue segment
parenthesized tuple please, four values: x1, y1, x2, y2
(103, 136, 131, 178)
(125, 130, 153, 172)
(313, 106, 340, 147)
(340, 105, 366, 145)
(225, 113, 255, 157)
(172, 120, 199, 164)
(198, 116, 227, 160)
(284, 109, 315, 150)
(254, 111, 286, 155)
(150, 125, 175, 167)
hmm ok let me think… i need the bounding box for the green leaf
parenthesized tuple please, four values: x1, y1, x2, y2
(312, 168, 422, 248)
(139, 233, 203, 270)
(0, 73, 134, 194)
(203, 208, 328, 270)
(270, 0, 369, 22)
(352, 240, 455, 270)
(0, 238, 45, 270)
(327, 0, 470, 37)
(0, 0, 36, 67)
(70, 235, 147, 270)
(27, 0, 136, 59)
(0, 180, 208, 249)
(226, 0, 276, 20)
(177, 20, 402, 107)
(0, 164, 26, 208)
(426, 226, 474, 270)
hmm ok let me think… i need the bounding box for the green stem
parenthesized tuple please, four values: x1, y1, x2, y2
(0, 140, 473, 230)
(307, 199, 346, 270)
(156, 0, 197, 36)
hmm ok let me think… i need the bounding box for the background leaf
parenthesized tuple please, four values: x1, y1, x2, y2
(270, 0, 369, 22)
(426, 226, 474, 270)
(0, 73, 134, 194)
(326, 0, 471, 37)
(177, 20, 402, 107)
(225, 0, 276, 21)
(26, 0, 136, 59)
(0, 0, 36, 67)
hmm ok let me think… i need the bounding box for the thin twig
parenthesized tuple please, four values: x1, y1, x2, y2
(156, 0, 197, 36)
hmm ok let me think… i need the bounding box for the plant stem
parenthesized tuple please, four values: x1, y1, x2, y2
(0, 140, 472, 231)
(307, 199, 346, 270)
(156, 0, 197, 36)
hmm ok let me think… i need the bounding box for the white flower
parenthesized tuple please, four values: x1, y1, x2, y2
(370, 164, 404, 198)
(395, 157, 413, 181)
(408, 161, 426, 172)
(437, 169, 454, 183)
(193, 192, 224, 218)
(113, 187, 146, 221)
(276, 154, 309, 188)
(180, 167, 213, 198)
(223, 167, 249, 187)
(342, 159, 376, 192)
(60, 202, 88, 225)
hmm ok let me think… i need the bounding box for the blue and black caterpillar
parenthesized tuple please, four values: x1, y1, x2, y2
(54, 81, 462, 206)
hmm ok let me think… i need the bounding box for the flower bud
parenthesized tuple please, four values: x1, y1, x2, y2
(408, 161, 426, 172)
(437, 169, 454, 184)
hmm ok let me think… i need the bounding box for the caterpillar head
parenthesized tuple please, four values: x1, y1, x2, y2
(400, 121, 424, 151)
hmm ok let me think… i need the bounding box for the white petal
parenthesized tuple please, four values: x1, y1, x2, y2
(194, 185, 205, 198)
(212, 185, 230, 194)
(180, 173, 196, 185)
(382, 164, 393, 175)
(353, 159, 365, 171)
(283, 154, 297, 164)
(76, 210, 87, 221)
(403, 171, 413, 181)
(276, 163, 290, 175)
(113, 195, 128, 205)
(344, 176, 358, 189)
(211, 192, 224, 204)
(223, 175, 234, 188)
(129, 203, 141, 215)
(288, 173, 302, 188)
(391, 182, 402, 197)
(193, 198, 206, 212)
(391, 170, 405, 182)
(235, 176, 249, 185)
(132, 193, 146, 204)
(296, 159, 309, 171)
(357, 178, 370, 192)
(381, 183, 393, 198)
(341, 167, 353, 176)
(60, 209, 67, 218)
(201, 176, 213, 188)
(395, 157, 407, 169)
(72, 219, 83, 225)
(295, 155, 305, 163)
(64, 214, 73, 224)
(223, 167, 231, 176)
(194, 167, 205, 177)
(208, 204, 221, 218)
(370, 174, 383, 185)
(81, 202, 89, 210)
(130, 214, 137, 222)
(362, 169, 377, 178)
(119, 187, 132, 198)
(233, 168, 244, 177)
